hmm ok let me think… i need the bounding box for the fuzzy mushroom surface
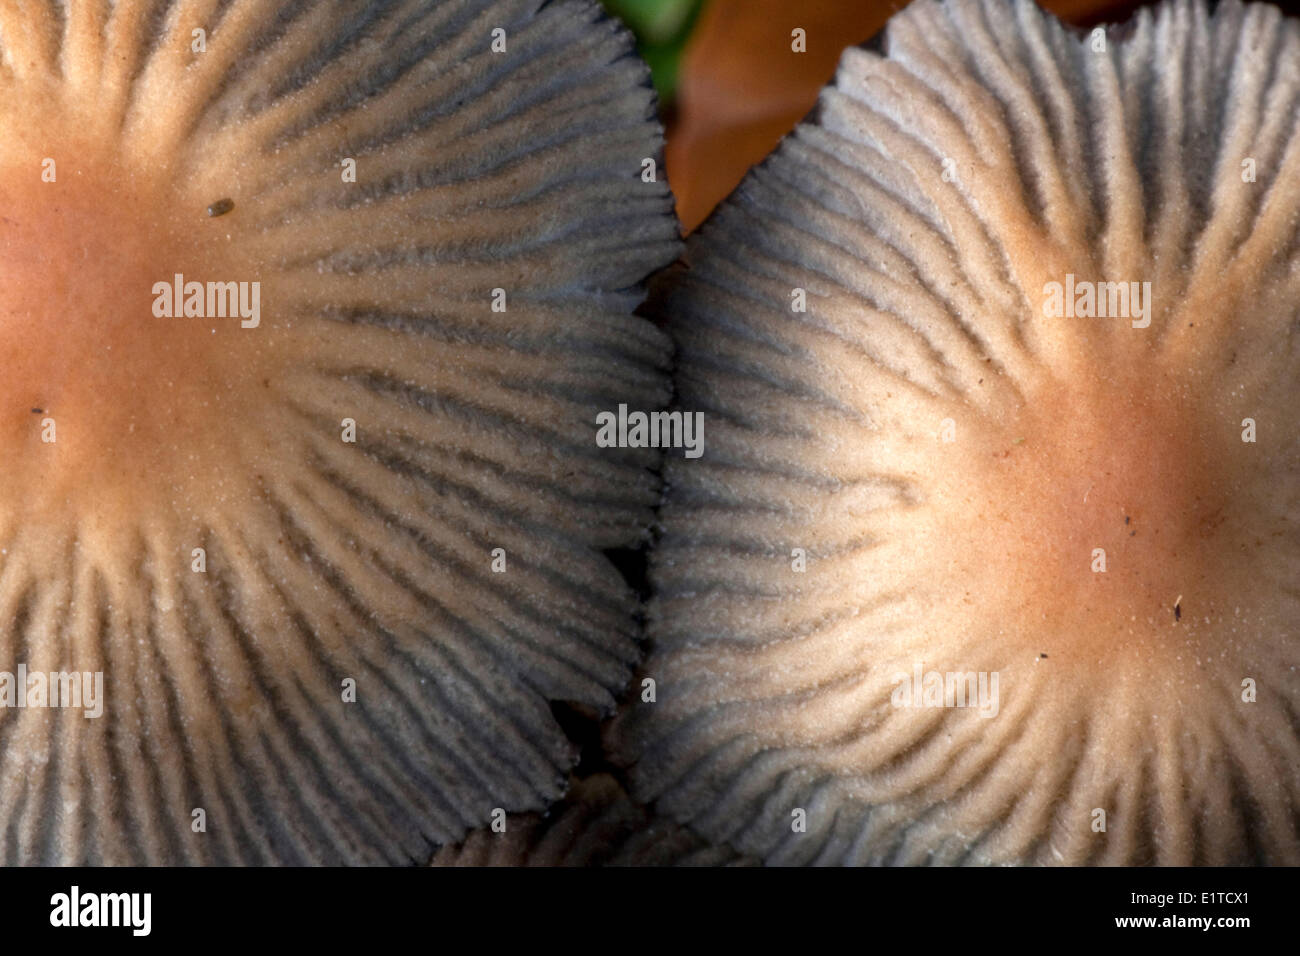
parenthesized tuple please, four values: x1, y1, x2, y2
(0, 0, 678, 863)
(612, 0, 1300, 865)
(429, 773, 756, 865)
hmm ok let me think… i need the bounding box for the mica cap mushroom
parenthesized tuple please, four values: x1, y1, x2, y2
(429, 773, 756, 866)
(612, 0, 1300, 865)
(0, 0, 679, 863)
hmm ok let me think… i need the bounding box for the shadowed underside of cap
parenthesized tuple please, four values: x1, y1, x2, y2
(429, 773, 756, 865)
(0, 0, 679, 863)
(612, 0, 1300, 864)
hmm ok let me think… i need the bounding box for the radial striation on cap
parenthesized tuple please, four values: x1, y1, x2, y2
(612, 0, 1300, 865)
(429, 773, 756, 866)
(0, 0, 679, 864)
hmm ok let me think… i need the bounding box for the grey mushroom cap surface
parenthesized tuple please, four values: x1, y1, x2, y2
(0, 0, 678, 863)
(429, 773, 757, 866)
(612, 0, 1300, 865)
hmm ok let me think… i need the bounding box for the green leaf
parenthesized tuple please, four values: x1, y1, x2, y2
(602, 0, 700, 45)
(602, 0, 708, 107)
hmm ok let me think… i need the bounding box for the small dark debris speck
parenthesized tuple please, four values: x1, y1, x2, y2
(1174, 603, 1181, 622)
(207, 198, 235, 217)
(1039, 653, 1048, 659)
(30, 408, 42, 414)
(1124, 515, 1130, 524)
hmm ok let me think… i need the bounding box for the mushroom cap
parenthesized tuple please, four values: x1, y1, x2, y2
(429, 774, 756, 865)
(612, 0, 1300, 865)
(0, 0, 678, 863)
